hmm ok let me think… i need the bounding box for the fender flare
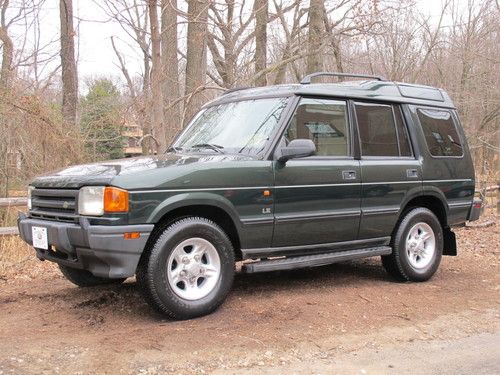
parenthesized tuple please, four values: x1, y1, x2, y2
(146, 192, 243, 232)
(397, 185, 450, 225)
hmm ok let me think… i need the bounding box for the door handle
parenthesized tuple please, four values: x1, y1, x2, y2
(342, 170, 357, 180)
(406, 169, 418, 178)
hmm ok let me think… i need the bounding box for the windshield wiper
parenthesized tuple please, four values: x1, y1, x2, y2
(191, 143, 225, 153)
(166, 146, 184, 153)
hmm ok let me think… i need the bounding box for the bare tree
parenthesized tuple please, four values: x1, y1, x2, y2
(59, 0, 78, 126)
(161, 0, 181, 142)
(99, 0, 153, 153)
(98, 0, 151, 94)
(184, 0, 209, 124)
(207, 0, 256, 88)
(271, 0, 306, 84)
(254, 0, 268, 86)
(148, 0, 166, 153)
(0, 0, 14, 87)
(306, 0, 324, 75)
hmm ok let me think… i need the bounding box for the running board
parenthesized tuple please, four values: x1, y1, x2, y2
(241, 246, 392, 273)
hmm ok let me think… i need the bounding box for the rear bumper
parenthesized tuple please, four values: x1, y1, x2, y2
(17, 213, 153, 278)
(467, 198, 483, 222)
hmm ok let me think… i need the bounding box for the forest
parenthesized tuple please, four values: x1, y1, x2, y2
(0, 0, 498, 197)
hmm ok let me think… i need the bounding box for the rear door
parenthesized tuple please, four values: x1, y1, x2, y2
(354, 102, 422, 240)
(272, 97, 361, 248)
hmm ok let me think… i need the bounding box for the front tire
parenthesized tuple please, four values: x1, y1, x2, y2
(382, 207, 443, 282)
(137, 217, 235, 320)
(58, 264, 126, 287)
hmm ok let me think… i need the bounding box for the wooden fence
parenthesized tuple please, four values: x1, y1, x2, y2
(0, 197, 27, 236)
(0, 186, 498, 237)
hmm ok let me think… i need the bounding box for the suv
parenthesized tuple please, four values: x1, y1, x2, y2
(18, 72, 482, 319)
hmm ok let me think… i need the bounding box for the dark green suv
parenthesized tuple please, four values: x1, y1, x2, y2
(18, 72, 482, 319)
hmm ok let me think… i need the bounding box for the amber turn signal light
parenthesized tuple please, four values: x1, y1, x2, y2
(104, 187, 129, 212)
(124, 232, 140, 240)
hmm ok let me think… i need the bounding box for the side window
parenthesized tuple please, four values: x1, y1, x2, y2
(285, 98, 349, 157)
(355, 103, 399, 156)
(417, 108, 463, 157)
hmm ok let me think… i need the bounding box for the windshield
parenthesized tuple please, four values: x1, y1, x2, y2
(173, 97, 289, 156)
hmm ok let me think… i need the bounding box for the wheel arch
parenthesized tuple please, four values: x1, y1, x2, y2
(144, 194, 243, 261)
(398, 194, 456, 256)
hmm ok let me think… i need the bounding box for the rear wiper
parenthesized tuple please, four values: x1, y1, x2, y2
(191, 143, 225, 153)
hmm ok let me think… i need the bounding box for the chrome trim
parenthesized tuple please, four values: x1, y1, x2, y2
(130, 178, 472, 194)
(131, 186, 271, 194)
(363, 181, 420, 185)
(423, 179, 472, 183)
(275, 210, 361, 223)
(241, 218, 274, 226)
(448, 202, 472, 208)
(362, 207, 400, 216)
(275, 183, 360, 189)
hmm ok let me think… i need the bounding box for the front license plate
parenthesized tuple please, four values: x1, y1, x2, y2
(32, 226, 48, 250)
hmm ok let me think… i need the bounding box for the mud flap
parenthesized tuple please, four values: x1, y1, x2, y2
(443, 228, 457, 256)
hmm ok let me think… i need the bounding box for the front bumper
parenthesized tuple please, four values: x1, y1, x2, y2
(18, 213, 154, 278)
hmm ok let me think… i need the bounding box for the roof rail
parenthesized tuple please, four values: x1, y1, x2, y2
(301, 72, 387, 84)
(221, 86, 252, 95)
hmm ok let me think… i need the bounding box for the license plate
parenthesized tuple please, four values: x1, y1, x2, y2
(32, 226, 48, 250)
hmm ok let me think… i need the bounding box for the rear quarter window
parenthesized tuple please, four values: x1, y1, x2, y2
(417, 108, 463, 157)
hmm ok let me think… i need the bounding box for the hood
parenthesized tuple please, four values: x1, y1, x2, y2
(31, 152, 255, 189)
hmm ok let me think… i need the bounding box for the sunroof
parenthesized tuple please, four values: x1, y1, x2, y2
(396, 84, 444, 102)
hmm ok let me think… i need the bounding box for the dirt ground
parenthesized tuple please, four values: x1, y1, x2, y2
(0, 222, 499, 375)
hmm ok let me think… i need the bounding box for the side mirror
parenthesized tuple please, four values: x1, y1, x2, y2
(276, 139, 316, 163)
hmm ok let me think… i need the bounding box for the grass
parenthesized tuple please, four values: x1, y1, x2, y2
(0, 235, 33, 275)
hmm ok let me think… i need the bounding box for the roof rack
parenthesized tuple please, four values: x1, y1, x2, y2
(300, 72, 387, 84)
(221, 86, 252, 95)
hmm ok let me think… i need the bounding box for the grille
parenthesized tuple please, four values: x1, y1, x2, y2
(30, 188, 79, 222)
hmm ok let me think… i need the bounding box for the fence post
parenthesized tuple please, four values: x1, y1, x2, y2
(497, 185, 499, 215)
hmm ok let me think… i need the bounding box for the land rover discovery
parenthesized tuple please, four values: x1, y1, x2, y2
(18, 72, 482, 319)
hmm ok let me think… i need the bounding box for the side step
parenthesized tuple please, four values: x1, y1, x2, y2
(241, 246, 392, 273)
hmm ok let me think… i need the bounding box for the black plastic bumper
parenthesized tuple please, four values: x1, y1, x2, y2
(467, 198, 483, 222)
(17, 213, 154, 278)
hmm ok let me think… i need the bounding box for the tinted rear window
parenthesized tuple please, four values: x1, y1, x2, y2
(355, 103, 399, 157)
(417, 109, 462, 157)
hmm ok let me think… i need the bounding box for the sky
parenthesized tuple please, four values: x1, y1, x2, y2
(10, 0, 462, 93)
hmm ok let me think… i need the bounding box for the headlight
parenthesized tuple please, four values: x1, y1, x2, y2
(78, 186, 105, 216)
(27, 186, 34, 210)
(78, 186, 129, 216)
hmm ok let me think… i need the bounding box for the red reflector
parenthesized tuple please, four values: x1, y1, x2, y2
(124, 232, 140, 240)
(473, 203, 481, 208)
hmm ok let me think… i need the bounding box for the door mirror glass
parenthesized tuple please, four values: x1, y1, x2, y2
(277, 139, 316, 162)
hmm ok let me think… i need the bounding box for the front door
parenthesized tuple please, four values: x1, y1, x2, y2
(272, 97, 362, 248)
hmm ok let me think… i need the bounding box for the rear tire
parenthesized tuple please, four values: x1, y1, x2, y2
(58, 264, 126, 287)
(382, 207, 443, 282)
(136, 217, 235, 320)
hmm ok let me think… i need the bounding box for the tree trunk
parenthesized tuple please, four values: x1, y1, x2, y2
(253, 0, 268, 86)
(0, 0, 13, 89)
(161, 0, 181, 143)
(0, 0, 13, 88)
(59, 0, 78, 126)
(148, 0, 166, 153)
(0, 26, 12, 87)
(306, 0, 324, 75)
(184, 0, 209, 125)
